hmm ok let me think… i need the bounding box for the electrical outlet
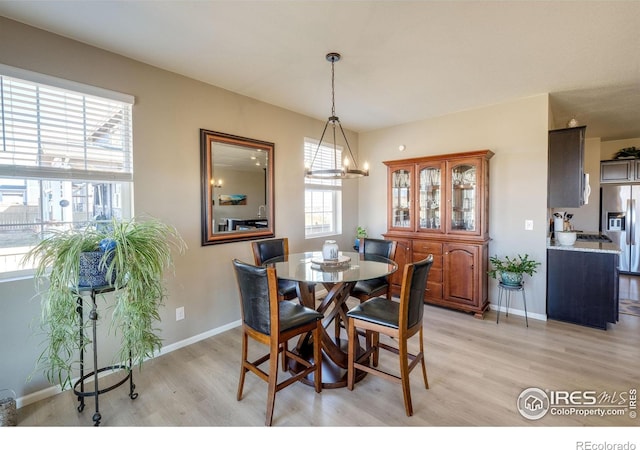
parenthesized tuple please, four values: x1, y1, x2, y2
(176, 306, 185, 321)
(525, 220, 534, 231)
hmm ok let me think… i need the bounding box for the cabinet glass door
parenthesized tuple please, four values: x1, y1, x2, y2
(391, 168, 411, 229)
(450, 163, 476, 232)
(418, 166, 442, 231)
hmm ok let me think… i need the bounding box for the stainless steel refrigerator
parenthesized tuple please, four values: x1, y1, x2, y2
(601, 184, 640, 274)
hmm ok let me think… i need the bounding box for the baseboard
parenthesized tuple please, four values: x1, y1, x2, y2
(488, 304, 547, 322)
(16, 319, 242, 409)
(322, 286, 548, 322)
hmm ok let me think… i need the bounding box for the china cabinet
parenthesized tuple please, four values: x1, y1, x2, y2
(383, 150, 493, 318)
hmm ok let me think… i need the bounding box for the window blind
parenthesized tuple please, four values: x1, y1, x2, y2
(304, 138, 342, 187)
(0, 66, 134, 182)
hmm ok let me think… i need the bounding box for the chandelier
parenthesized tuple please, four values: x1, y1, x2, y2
(305, 52, 369, 179)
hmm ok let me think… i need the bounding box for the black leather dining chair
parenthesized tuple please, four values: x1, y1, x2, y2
(232, 259, 323, 426)
(347, 254, 433, 417)
(251, 238, 299, 302)
(351, 238, 398, 302)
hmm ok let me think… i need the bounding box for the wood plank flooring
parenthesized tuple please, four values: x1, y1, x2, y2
(16, 297, 639, 429)
(620, 273, 640, 301)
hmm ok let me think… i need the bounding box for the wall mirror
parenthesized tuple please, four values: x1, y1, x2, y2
(200, 129, 274, 245)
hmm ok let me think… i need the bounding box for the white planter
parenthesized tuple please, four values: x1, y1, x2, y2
(322, 240, 339, 261)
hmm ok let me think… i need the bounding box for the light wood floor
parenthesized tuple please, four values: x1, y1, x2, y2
(620, 273, 640, 301)
(16, 297, 640, 428)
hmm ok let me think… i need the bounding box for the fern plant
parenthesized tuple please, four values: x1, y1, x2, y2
(23, 216, 186, 390)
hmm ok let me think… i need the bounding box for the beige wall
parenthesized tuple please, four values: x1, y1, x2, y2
(601, 138, 640, 161)
(358, 95, 550, 318)
(0, 17, 360, 403)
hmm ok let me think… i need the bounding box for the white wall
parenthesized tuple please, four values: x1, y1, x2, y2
(358, 95, 550, 318)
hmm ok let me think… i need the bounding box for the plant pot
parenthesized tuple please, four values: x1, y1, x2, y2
(79, 251, 115, 287)
(0, 389, 17, 426)
(500, 272, 523, 287)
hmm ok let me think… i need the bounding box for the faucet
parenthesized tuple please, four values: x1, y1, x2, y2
(257, 204, 266, 218)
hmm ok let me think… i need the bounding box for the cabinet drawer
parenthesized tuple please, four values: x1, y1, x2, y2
(412, 240, 442, 255)
(426, 267, 442, 282)
(414, 250, 442, 270)
(425, 281, 443, 300)
(413, 248, 441, 281)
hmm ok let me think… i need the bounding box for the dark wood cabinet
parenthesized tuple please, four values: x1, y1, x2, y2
(600, 159, 640, 183)
(383, 150, 493, 318)
(548, 126, 586, 208)
(547, 249, 619, 330)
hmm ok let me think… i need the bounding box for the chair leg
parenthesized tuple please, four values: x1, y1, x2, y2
(347, 318, 356, 390)
(371, 331, 380, 367)
(265, 342, 280, 426)
(237, 331, 248, 401)
(313, 322, 322, 393)
(419, 327, 429, 389)
(399, 338, 413, 417)
(281, 339, 288, 372)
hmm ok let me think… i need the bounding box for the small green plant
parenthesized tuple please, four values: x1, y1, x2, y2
(488, 253, 541, 280)
(356, 226, 368, 239)
(23, 216, 186, 390)
(614, 146, 640, 159)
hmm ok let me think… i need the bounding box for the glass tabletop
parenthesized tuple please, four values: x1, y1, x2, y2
(263, 251, 397, 284)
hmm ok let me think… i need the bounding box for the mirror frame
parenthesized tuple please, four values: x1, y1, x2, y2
(200, 129, 275, 245)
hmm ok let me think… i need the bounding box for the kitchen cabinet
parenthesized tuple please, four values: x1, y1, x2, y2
(383, 150, 493, 318)
(547, 248, 619, 330)
(600, 159, 640, 183)
(548, 126, 586, 208)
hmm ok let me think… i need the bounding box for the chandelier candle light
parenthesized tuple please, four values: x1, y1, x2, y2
(305, 52, 369, 179)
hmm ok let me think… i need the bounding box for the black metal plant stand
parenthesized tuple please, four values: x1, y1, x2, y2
(72, 285, 138, 426)
(496, 281, 529, 327)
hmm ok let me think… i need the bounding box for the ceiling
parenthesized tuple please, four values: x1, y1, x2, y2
(1, 1, 639, 142)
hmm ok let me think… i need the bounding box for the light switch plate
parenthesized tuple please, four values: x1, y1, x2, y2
(525, 220, 534, 231)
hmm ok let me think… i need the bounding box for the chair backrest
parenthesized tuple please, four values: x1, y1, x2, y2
(232, 259, 278, 335)
(399, 254, 434, 330)
(359, 238, 397, 261)
(251, 238, 289, 266)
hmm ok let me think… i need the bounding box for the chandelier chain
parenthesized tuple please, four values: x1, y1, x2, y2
(305, 52, 369, 179)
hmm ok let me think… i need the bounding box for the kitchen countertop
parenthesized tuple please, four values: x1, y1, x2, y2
(547, 239, 621, 254)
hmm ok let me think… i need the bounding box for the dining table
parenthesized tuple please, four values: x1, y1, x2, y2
(263, 250, 397, 388)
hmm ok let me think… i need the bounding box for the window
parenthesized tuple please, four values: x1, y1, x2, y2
(304, 138, 342, 238)
(0, 64, 134, 278)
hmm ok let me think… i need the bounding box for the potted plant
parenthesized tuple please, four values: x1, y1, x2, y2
(488, 253, 541, 287)
(354, 226, 367, 251)
(23, 216, 186, 390)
